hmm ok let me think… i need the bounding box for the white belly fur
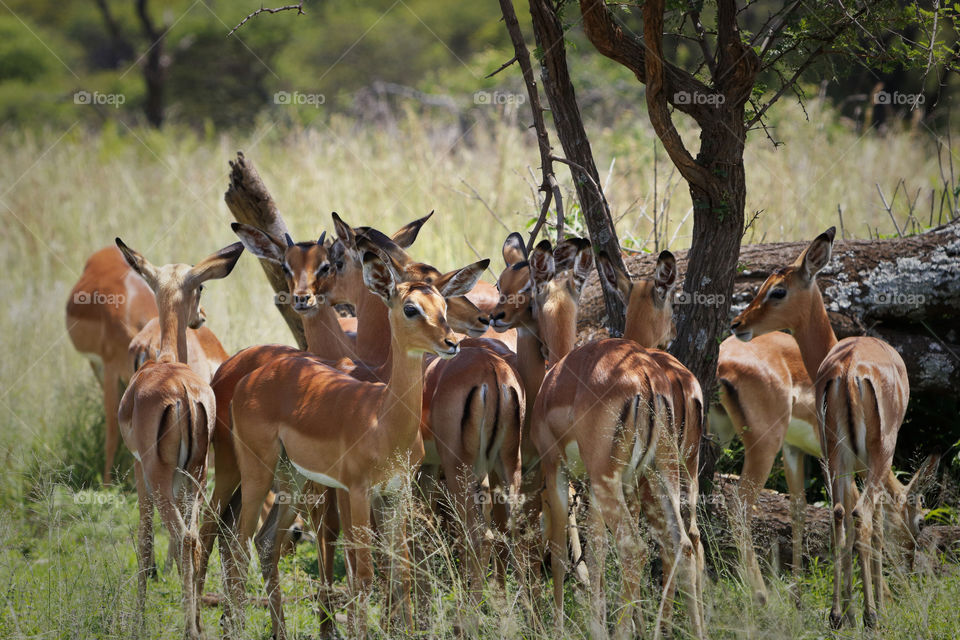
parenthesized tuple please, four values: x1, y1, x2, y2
(784, 418, 821, 457)
(290, 459, 349, 491)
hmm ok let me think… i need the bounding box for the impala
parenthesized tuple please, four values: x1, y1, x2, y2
(528, 245, 704, 638)
(596, 249, 706, 631)
(223, 247, 487, 636)
(200, 214, 434, 636)
(114, 238, 243, 640)
(66, 246, 228, 485)
(731, 227, 933, 628)
(488, 234, 594, 589)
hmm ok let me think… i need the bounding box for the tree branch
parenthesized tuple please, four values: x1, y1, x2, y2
(229, 2, 305, 37)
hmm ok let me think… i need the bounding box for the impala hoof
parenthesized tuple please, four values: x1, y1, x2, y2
(829, 609, 844, 629)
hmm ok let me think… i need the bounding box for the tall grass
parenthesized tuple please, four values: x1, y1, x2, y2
(0, 102, 956, 638)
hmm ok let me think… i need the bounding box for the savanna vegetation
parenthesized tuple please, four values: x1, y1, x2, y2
(1, 0, 958, 638)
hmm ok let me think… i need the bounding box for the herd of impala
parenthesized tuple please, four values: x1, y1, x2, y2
(65, 212, 937, 639)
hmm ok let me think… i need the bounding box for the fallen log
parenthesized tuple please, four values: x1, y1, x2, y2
(223, 151, 306, 349)
(577, 221, 960, 397)
(705, 474, 960, 574)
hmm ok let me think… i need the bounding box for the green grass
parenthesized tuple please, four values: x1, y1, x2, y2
(0, 103, 957, 637)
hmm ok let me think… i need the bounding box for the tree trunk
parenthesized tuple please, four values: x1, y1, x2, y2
(527, 0, 626, 335)
(669, 115, 747, 408)
(223, 152, 306, 349)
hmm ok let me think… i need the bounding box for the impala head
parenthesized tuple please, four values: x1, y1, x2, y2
(528, 237, 593, 362)
(231, 223, 333, 315)
(598, 249, 677, 348)
(490, 232, 534, 332)
(115, 238, 244, 329)
(328, 213, 488, 336)
(731, 227, 836, 341)
(895, 454, 940, 546)
(321, 211, 432, 304)
(360, 248, 487, 359)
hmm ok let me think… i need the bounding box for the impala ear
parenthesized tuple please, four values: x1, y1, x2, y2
(502, 232, 527, 267)
(362, 251, 398, 302)
(187, 242, 244, 287)
(904, 454, 940, 501)
(329, 239, 347, 267)
(553, 237, 590, 273)
(332, 212, 357, 249)
(434, 259, 489, 298)
(570, 241, 594, 299)
(530, 239, 555, 288)
(797, 227, 835, 284)
(391, 211, 433, 248)
(597, 250, 631, 306)
(653, 250, 678, 306)
(116, 238, 161, 289)
(358, 227, 413, 267)
(231, 222, 285, 264)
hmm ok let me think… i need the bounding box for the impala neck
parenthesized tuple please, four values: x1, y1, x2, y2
(303, 305, 356, 361)
(515, 327, 546, 412)
(377, 331, 425, 447)
(157, 302, 189, 365)
(355, 286, 392, 367)
(792, 285, 839, 382)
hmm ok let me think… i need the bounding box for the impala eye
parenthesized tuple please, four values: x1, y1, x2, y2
(335, 260, 344, 270)
(768, 288, 787, 300)
(198, 284, 204, 293)
(403, 304, 419, 318)
(317, 263, 330, 275)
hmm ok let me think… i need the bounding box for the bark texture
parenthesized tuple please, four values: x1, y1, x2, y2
(528, 0, 627, 334)
(223, 151, 305, 349)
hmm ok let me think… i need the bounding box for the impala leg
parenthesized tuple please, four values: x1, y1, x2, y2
(594, 476, 643, 640)
(309, 487, 339, 638)
(855, 477, 882, 629)
(488, 473, 510, 589)
(225, 450, 279, 638)
(344, 488, 373, 638)
(829, 474, 855, 629)
(133, 463, 154, 637)
(653, 464, 704, 640)
(872, 491, 885, 616)
(541, 462, 569, 633)
(254, 501, 299, 640)
(782, 444, 807, 607)
(155, 477, 201, 640)
(583, 489, 609, 639)
(446, 466, 485, 612)
(102, 366, 122, 486)
(732, 443, 778, 605)
(197, 432, 241, 597)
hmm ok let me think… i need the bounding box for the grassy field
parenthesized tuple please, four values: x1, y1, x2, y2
(1, 103, 958, 637)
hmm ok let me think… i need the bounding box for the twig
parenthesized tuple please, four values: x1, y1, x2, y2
(229, 2, 305, 37)
(486, 56, 518, 79)
(876, 183, 903, 238)
(458, 179, 511, 232)
(837, 204, 846, 240)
